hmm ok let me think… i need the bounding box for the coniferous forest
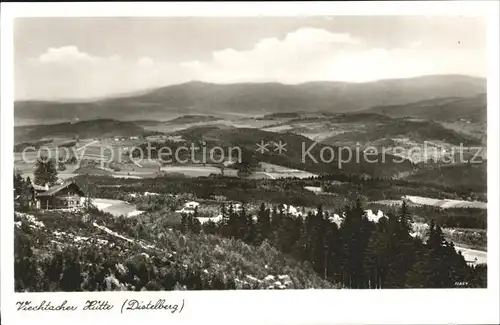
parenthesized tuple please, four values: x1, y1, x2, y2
(183, 200, 486, 289)
(15, 197, 486, 292)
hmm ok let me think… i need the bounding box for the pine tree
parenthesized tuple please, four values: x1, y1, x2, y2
(364, 217, 390, 288)
(191, 208, 202, 234)
(428, 220, 445, 252)
(257, 203, 271, 242)
(291, 215, 308, 261)
(270, 205, 279, 229)
(221, 203, 227, 220)
(420, 220, 454, 288)
(14, 173, 33, 210)
(395, 201, 416, 287)
(60, 248, 83, 291)
(399, 200, 412, 235)
(244, 212, 256, 244)
(34, 158, 58, 186)
(339, 200, 373, 288)
(306, 205, 326, 274)
(180, 214, 189, 234)
(324, 217, 341, 282)
(226, 204, 238, 238)
(14, 171, 25, 197)
(237, 205, 248, 240)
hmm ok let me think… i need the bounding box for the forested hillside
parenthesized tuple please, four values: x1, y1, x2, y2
(14, 199, 486, 291)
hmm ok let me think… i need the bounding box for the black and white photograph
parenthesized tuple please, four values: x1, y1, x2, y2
(2, 2, 499, 325)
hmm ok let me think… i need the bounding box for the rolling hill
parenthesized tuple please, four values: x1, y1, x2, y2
(362, 93, 487, 123)
(14, 119, 155, 143)
(176, 125, 415, 178)
(321, 119, 483, 146)
(404, 162, 487, 194)
(15, 75, 486, 125)
(165, 114, 220, 124)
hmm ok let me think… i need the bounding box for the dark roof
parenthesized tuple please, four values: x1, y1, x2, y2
(36, 180, 85, 197)
(30, 180, 47, 191)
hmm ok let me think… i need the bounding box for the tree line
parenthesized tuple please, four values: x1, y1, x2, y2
(181, 200, 486, 288)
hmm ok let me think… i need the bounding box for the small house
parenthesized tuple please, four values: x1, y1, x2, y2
(29, 180, 49, 202)
(184, 201, 200, 209)
(175, 201, 200, 215)
(33, 180, 85, 210)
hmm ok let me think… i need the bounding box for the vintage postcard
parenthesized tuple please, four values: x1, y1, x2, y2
(1, 2, 499, 325)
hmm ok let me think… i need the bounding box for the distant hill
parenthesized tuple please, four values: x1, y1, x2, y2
(321, 119, 482, 146)
(363, 93, 486, 123)
(317, 112, 393, 123)
(404, 162, 487, 194)
(15, 75, 486, 125)
(166, 115, 220, 124)
(74, 166, 113, 176)
(14, 119, 155, 143)
(259, 112, 303, 120)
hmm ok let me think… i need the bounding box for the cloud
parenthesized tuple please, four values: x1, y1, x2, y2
(409, 40, 423, 49)
(110, 55, 123, 62)
(38, 46, 98, 64)
(19, 48, 187, 99)
(180, 27, 485, 84)
(138, 56, 154, 67)
(178, 27, 368, 83)
(210, 28, 362, 68)
(180, 60, 201, 69)
(284, 28, 361, 45)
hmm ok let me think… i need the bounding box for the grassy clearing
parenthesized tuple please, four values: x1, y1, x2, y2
(160, 165, 239, 178)
(91, 198, 143, 217)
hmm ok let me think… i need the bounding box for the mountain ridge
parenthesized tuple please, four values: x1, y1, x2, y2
(15, 74, 486, 125)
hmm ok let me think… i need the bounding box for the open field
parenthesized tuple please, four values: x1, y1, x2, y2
(140, 117, 276, 134)
(370, 199, 404, 206)
(90, 198, 143, 217)
(404, 195, 487, 209)
(439, 121, 486, 142)
(373, 196, 487, 210)
(14, 137, 148, 164)
(14, 137, 146, 164)
(111, 163, 162, 178)
(454, 246, 487, 265)
(20, 172, 79, 181)
(75, 138, 146, 162)
(258, 162, 318, 179)
(160, 165, 239, 177)
(412, 222, 487, 263)
(14, 136, 78, 148)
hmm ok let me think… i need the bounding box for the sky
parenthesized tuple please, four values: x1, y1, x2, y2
(14, 16, 487, 100)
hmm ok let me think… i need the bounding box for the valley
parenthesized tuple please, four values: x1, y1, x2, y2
(13, 74, 488, 291)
